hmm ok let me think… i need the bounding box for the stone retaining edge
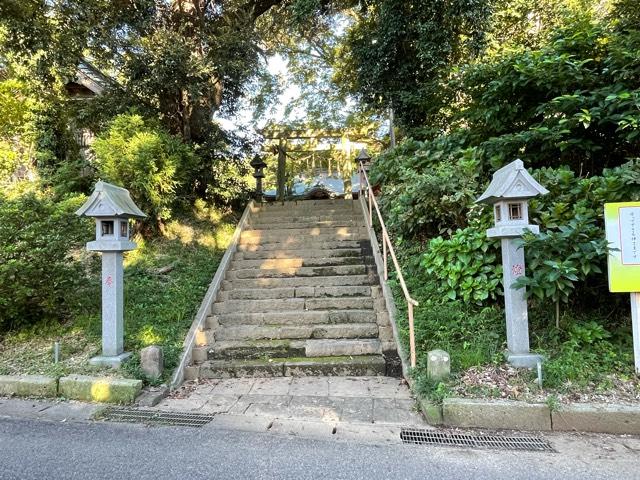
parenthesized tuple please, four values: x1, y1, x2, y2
(0, 374, 142, 404)
(417, 396, 640, 435)
(169, 200, 255, 390)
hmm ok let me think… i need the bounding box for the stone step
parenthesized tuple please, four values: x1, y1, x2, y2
(230, 256, 369, 270)
(195, 355, 386, 378)
(203, 339, 306, 360)
(239, 232, 366, 245)
(222, 274, 375, 290)
(220, 285, 372, 301)
(211, 296, 374, 314)
(242, 226, 365, 238)
(227, 265, 369, 280)
(236, 248, 364, 260)
(208, 309, 377, 328)
(211, 322, 379, 341)
(256, 199, 358, 210)
(248, 220, 363, 230)
(197, 338, 381, 361)
(237, 240, 363, 252)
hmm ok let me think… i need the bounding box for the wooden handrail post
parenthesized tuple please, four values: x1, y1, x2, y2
(408, 302, 416, 368)
(359, 161, 418, 370)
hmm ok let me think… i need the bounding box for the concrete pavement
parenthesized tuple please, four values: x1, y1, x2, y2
(156, 376, 424, 426)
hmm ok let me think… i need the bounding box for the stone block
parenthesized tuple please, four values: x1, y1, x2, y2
(443, 398, 551, 431)
(419, 398, 443, 425)
(136, 385, 169, 407)
(552, 403, 640, 435)
(59, 375, 142, 404)
(0, 376, 19, 396)
(0, 375, 58, 398)
(140, 345, 163, 379)
(427, 349, 450, 381)
(184, 365, 200, 380)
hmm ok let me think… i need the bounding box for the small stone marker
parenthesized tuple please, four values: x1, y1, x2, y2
(427, 349, 450, 381)
(141, 345, 164, 379)
(476, 159, 548, 368)
(76, 181, 146, 368)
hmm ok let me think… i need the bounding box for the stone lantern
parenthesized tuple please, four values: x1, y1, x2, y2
(476, 159, 549, 368)
(76, 181, 146, 367)
(250, 154, 267, 201)
(356, 148, 372, 172)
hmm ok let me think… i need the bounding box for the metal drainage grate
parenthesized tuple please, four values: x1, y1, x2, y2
(99, 407, 214, 428)
(400, 428, 555, 453)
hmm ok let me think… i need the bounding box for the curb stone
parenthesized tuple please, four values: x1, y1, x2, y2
(59, 375, 142, 404)
(552, 403, 640, 435)
(442, 398, 552, 431)
(0, 375, 58, 398)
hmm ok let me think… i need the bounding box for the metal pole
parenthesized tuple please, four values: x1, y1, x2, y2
(408, 302, 416, 368)
(632, 292, 640, 375)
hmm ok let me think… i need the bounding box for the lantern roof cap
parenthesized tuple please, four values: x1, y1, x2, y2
(476, 159, 548, 205)
(356, 148, 371, 162)
(250, 154, 267, 169)
(76, 181, 147, 218)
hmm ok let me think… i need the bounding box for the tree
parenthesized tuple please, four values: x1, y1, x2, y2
(333, 0, 491, 134)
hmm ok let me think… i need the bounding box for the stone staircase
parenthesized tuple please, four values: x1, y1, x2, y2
(187, 199, 398, 379)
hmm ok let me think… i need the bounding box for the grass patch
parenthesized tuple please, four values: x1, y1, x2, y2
(0, 203, 237, 384)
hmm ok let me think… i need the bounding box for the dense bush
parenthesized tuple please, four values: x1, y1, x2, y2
(93, 113, 196, 231)
(0, 186, 91, 331)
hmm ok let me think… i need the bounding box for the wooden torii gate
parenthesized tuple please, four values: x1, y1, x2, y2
(259, 127, 375, 201)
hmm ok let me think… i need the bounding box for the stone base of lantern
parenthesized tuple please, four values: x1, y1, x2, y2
(506, 352, 543, 369)
(89, 352, 132, 368)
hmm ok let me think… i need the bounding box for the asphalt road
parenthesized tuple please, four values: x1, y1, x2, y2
(0, 417, 636, 480)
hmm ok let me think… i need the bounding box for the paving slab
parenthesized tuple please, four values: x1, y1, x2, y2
(327, 377, 372, 397)
(211, 378, 255, 395)
(249, 377, 292, 395)
(289, 377, 330, 396)
(288, 395, 343, 422)
(341, 397, 374, 423)
(373, 398, 424, 425)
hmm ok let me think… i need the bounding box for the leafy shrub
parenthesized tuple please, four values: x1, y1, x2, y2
(0, 186, 91, 331)
(422, 225, 502, 304)
(371, 136, 484, 238)
(93, 113, 196, 231)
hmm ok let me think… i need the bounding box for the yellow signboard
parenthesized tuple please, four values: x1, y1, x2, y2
(605, 202, 640, 292)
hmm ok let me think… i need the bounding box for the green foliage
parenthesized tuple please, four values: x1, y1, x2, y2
(540, 318, 633, 389)
(93, 114, 195, 229)
(371, 136, 483, 237)
(422, 227, 502, 304)
(336, 0, 490, 131)
(0, 186, 91, 331)
(513, 215, 607, 305)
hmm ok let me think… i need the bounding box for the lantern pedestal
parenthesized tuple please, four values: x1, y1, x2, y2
(499, 238, 542, 368)
(89, 252, 131, 368)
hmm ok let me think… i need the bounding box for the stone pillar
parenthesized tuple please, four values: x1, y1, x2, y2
(90, 252, 130, 366)
(500, 238, 530, 355)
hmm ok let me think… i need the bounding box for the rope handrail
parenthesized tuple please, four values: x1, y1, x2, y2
(358, 162, 418, 368)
